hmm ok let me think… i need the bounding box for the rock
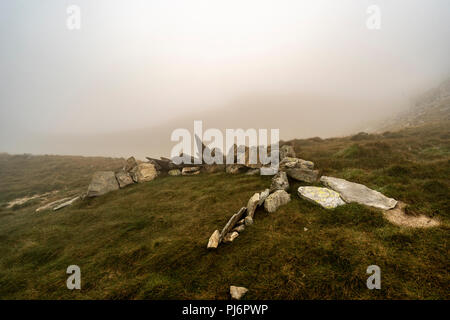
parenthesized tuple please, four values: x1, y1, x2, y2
(36, 197, 71, 212)
(226, 164, 246, 174)
(168, 169, 181, 176)
(115, 170, 134, 188)
(244, 216, 253, 226)
(258, 189, 270, 206)
(320, 176, 397, 210)
(87, 171, 120, 197)
(230, 286, 248, 300)
(219, 207, 247, 242)
(246, 168, 260, 175)
(223, 231, 239, 243)
(53, 196, 80, 211)
(207, 230, 220, 249)
(182, 167, 200, 175)
(246, 193, 260, 218)
(286, 168, 319, 183)
(130, 163, 158, 183)
(304, 227, 308, 231)
(264, 190, 291, 213)
(280, 145, 296, 159)
(202, 164, 225, 173)
(297, 186, 345, 209)
(237, 219, 245, 225)
(270, 171, 289, 192)
(123, 156, 138, 172)
(233, 225, 245, 233)
(280, 157, 314, 170)
(383, 202, 440, 228)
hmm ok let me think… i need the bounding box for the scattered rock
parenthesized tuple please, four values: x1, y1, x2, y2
(270, 171, 289, 192)
(219, 207, 247, 242)
(223, 231, 239, 243)
(258, 189, 270, 206)
(168, 169, 181, 176)
(53, 196, 80, 211)
(244, 216, 253, 226)
(237, 219, 245, 225)
(383, 202, 440, 228)
(264, 190, 291, 213)
(87, 171, 120, 197)
(320, 176, 397, 210)
(233, 225, 245, 233)
(230, 286, 248, 300)
(286, 168, 319, 183)
(297, 186, 345, 209)
(280, 157, 314, 170)
(202, 164, 225, 174)
(182, 167, 201, 175)
(280, 145, 296, 159)
(115, 170, 134, 188)
(226, 164, 246, 174)
(130, 163, 158, 183)
(246, 193, 260, 218)
(36, 197, 71, 212)
(207, 230, 220, 249)
(304, 227, 308, 232)
(123, 156, 138, 172)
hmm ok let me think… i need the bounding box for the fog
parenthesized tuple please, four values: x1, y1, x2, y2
(1, 0, 449, 159)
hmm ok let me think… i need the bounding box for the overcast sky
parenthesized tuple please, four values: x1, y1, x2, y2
(1, 0, 449, 157)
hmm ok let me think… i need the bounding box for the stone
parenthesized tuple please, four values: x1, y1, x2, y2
(233, 225, 245, 233)
(219, 207, 247, 242)
(383, 202, 440, 228)
(320, 176, 397, 210)
(237, 219, 245, 225)
(115, 170, 134, 188)
(244, 216, 253, 226)
(226, 164, 246, 174)
(246, 193, 260, 218)
(182, 167, 200, 175)
(53, 196, 80, 211)
(168, 169, 182, 176)
(280, 145, 296, 159)
(130, 163, 158, 183)
(123, 156, 138, 172)
(207, 230, 220, 249)
(286, 168, 319, 183)
(270, 171, 289, 192)
(230, 286, 248, 300)
(87, 171, 120, 197)
(223, 231, 239, 243)
(36, 197, 71, 212)
(297, 186, 345, 209)
(264, 190, 291, 213)
(280, 157, 314, 170)
(258, 189, 270, 206)
(202, 164, 225, 173)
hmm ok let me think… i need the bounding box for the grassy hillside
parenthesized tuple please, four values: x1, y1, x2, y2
(0, 122, 449, 299)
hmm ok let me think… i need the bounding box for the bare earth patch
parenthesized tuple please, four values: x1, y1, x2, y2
(383, 202, 440, 228)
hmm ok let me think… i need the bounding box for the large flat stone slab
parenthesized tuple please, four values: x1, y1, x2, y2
(297, 186, 345, 209)
(87, 171, 120, 197)
(320, 176, 397, 210)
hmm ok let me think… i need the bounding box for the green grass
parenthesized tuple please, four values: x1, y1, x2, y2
(0, 122, 449, 300)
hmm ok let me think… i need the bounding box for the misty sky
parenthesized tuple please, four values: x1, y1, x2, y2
(1, 0, 449, 158)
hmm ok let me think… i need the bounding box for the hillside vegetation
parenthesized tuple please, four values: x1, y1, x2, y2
(0, 121, 449, 299)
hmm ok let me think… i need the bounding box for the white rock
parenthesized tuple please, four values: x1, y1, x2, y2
(87, 171, 120, 197)
(168, 169, 181, 176)
(130, 163, 158, 183)
(207, 230, 220, 249)
(230, 286, 248, 300)
(53, 196, 80, 211)
(264, 190, 291, 213)
(298, 186, 345, 209)
(320, 176, 397, 210)
(258, 189, 270, 206)
(223, 231, 239, 243)
(246, 193, 260, 218)
(182, 167, 201, 175)
(244, 216, 253, 226)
